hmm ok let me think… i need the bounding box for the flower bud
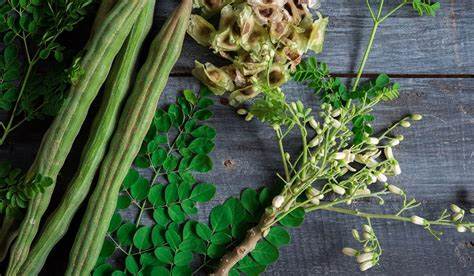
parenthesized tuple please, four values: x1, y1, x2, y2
(410, 215, 426, 226)
(352, 229, 360, 240)
(384, 147, 394, 159)
(342, 247, 357, 257)
(285, 152, 290, 161)
(359, 261, 375, 272)
(452, 212, 464, 222)
(308, 136, 322, 148)
(400, 121, 411, 128)
(367, 137, 379, 145)
(356, 253, 374, 263)
(450, 204, 462, 213)
(376, 173, 388, 183)
(456, 225, 467, 233)
(310, 198, 320, 205)
(363, 247, 372, 253)
(291, 102, 298, 112)
(331, 119, 341, 128)
(272, 195, 285, 208)
(332, 109, 341, 117)
(411, 114, 423, 121)
(331, 184, 346, 195)
(362, 232, 372, 240)
(362, 224, 372, 233)
(237, 108, 248, 115)
(245, 113, 254, 121)
(272, 124, 280, 131)
(309, 117, 319, 130)
(396, 134, 404, 141)
(387, 184, 403, 195)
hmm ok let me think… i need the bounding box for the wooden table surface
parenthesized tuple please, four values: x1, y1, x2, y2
(1, 0, 473, 275)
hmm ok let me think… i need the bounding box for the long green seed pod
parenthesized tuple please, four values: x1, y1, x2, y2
(6, 1, 146, 275)
(0, 0, 118, 264)
(17, 3, 155, 275)
(66, 0, 192, 274)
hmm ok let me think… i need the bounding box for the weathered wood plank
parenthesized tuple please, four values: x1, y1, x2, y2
(156, 0, 474, 74)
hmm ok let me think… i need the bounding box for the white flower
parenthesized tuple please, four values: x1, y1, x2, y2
(342, 247, 357, 257)
(272, 195, 285, 208)
(387, 184, 403, 195)
(368, 173, 377, 184)
(331, 184, 346, 195)
(384, 147, 394, 159)
(366, 158, 378, 168)
(376, 173, 388, 183)
(334, 152, 346, 160)
(450, 204, 462, 213)
(359, 261, 375, 272)
(367, 137, 379, 145)
(456, 225, 467, 233)
(389, 139, 400, 146)
(356, 253, 374, 263)
(410, 215, 426, 226)
(393, 163, 402, 175)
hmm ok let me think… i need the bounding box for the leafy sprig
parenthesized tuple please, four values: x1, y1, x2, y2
(94, 88, 219, 275)
(0, 161, 52, 217)
(0, 0, 93, 145)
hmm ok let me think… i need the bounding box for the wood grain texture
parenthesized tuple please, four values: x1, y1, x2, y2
(154, 0, 474, 75)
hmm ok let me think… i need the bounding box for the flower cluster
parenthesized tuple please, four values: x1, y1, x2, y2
(188, 0, 328, 105)
(342, 224, 382, 272)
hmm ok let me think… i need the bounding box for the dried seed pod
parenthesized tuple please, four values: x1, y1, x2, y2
(192, 61, 235, 95)
(188, 14, 216, 46)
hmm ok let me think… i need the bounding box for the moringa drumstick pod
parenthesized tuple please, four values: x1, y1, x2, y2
(66, 0, 192, 274)
(6, 1, 146, 275)
(17, 1, 155, 275)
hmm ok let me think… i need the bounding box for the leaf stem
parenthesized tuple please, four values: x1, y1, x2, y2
(319, 206, 459, 228)
(0, 62, 35, 146)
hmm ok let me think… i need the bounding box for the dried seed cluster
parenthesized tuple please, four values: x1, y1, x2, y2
(188, 0, 328, 105)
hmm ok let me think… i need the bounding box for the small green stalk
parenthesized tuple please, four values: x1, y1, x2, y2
(18, 2, 154, 274)
(66, 1, 193, 274)
(6, 1, 146, 275)
(352, 0, 408, 91)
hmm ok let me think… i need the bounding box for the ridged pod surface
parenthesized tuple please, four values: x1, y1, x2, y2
(5, 1, 146, 275)
(17, 2, 155, 275)
(66, 0, 192, 275)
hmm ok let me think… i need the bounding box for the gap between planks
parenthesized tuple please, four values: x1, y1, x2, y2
(170, 72, 474, 79)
